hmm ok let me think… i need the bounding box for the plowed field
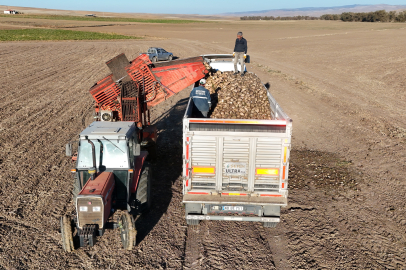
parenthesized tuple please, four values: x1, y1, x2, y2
(1, 20, 405, 269)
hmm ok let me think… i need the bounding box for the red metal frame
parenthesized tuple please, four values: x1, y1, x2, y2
(142, 125, 157, 142)
(89, 75, 122, 120)
(150, 57, 208, 107)
(89, 54, 208, 124)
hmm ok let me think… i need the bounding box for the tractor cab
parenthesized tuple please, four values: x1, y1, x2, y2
(74, 121, 138, 208)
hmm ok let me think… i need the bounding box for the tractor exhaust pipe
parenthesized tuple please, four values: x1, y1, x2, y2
(85, 136, 97, 180)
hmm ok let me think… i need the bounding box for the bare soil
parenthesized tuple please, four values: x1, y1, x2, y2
(0, 20, 405, 269)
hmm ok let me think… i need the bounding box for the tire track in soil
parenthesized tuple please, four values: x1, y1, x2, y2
(260, 224, 291, 270)
(183, 225, 204, 269)
(183, 220, 278, 270)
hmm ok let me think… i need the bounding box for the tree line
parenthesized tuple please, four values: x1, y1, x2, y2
(241, 10, 406, 22)
(321, 10, 406, 22)
(240, 16, 319, 21)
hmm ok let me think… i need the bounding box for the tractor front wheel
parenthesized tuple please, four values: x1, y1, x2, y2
(119, 211, 136, 250)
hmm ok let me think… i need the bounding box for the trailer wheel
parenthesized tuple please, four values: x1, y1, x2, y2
(119, 211, 136, 250)
(135, 162, 151, 212)
(60, 215, 74, 252)
(263, 222, 278, 228)
(186, 219, 200, 226)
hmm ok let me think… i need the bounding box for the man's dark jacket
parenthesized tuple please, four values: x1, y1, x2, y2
(234, 37, 247, 54)
(190, 86, 211, 112)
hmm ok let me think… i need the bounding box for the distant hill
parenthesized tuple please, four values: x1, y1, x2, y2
(224, 4, 406, 17)
(0, 5, 225, 20)
(2, 4, 405, 19)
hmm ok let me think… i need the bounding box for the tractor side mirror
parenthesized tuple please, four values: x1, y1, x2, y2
(66, 143, 73, 157)
(133, 144, 141, 156)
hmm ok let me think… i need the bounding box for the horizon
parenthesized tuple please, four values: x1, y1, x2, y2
(2, 1, 406, 15)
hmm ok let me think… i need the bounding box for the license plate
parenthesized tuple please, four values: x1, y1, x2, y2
(224, 163, 247, 175)
(222, 206, 244, 211)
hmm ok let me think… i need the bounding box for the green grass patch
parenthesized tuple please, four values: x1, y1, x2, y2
(0, 28, 138, 41)
(0, 14, 202, 24)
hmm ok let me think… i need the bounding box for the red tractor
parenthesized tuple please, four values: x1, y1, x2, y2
(61, 53, 208, 251)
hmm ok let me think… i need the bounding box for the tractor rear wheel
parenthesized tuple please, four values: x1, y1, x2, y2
(60, 215, 74, 252)
(135, 162, 151, 212)
(119, 211, 136, 250)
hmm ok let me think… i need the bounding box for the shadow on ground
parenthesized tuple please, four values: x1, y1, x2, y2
(134, 97, 189, 243)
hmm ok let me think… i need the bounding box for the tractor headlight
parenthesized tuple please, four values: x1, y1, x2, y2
(79, 206, 88, 212)
(93, 206, 101, 212)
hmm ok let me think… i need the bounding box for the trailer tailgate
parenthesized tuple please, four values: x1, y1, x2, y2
(183, 109, 291, 205)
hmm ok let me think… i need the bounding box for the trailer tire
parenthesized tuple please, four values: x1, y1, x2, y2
(186, 219, 200, 226)
(60, 215, 74, 252)
(135, 162, 151, 213)
(119, 211, 136, 250)
(263, 222, 278, 228)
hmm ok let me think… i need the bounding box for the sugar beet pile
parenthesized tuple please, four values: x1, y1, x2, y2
(204, 68, 272, 120)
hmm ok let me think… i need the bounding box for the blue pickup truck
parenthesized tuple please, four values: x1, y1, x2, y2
(146, 47, 173, 62)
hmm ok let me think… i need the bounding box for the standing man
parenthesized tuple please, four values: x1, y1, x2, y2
(190, 79, 211, 118)
(233, 31, 247, 76)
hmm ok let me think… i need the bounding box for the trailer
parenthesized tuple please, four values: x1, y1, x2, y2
(182, 55, 292, 227)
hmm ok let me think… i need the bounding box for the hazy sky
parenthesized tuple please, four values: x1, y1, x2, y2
(4, 1, 406, 14)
